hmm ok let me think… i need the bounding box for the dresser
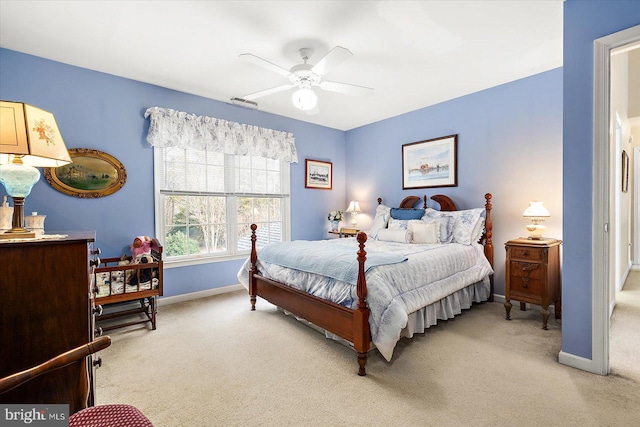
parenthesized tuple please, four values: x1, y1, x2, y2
(0, 232, 99, 414)
(504, 238, 561, 330)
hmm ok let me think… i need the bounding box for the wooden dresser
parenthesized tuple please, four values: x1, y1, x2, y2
(0, 232, 99, 414)
(504, 237, 562, 330)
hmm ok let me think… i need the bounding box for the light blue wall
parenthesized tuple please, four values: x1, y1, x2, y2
(562, 1, 640, 359)
(0, 48, 346, 297)
(345, 68, 564, 295)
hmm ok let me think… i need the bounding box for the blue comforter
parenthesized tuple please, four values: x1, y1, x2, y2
(258, 240, 407, 285)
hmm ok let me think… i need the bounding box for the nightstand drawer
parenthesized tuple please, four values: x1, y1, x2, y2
(509, 246, 542, 262)
(509, 261, 542, 279)
(510, 276, 542, 298)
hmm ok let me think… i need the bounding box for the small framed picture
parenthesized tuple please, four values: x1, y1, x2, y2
(305, 159, 332, 190)
(402, 134, 457, 189)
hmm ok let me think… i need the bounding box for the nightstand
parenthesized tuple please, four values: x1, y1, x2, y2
(504, 237, 562, 330)
(328, 228, 359, 238)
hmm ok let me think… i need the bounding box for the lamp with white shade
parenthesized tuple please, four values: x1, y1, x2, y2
(522, 201, 550, 240)
(345, 200, 361, 227)
(0, 101, 71, 239)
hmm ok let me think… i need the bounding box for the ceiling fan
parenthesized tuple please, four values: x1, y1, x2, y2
(239, 46, 374, 112)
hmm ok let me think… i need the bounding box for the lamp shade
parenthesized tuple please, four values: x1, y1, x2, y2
(0, 101, 72, 167)
(522, 201, 550, 218)
(291, 88, 317, 111)
(345, 201, 361, 213)
(0, 101, 71, 239)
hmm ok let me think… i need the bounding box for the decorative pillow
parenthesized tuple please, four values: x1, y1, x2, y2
(423, 208, 484, 245)
(367, 213, 389, 239)
(390, 208, 425, 220)
(409, 221, 440, 244)
(377, 228, 411, 243)
(425, 215, 454, 243)
(388, 218, 410, 230)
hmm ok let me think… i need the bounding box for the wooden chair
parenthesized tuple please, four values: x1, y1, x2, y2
(0, 336, 153, 427)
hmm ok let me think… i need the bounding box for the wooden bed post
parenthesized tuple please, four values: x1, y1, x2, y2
(483, 193, 494, 302)
(354, 231, 371, 376)
(249, 224, 258, 311)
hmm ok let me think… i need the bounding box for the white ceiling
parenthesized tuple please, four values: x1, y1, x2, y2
(0, 1, 564, 131)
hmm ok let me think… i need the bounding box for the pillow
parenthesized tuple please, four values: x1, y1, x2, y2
(423, 208, 484, 245)
(375, 203, 391, 220)
(471, 217, 485, 243)
(426, 216, 454, 243)
(377, 228, 411, 243)
(409, 221, 440, 244)
(367, 213, 389, 239)
(388, 218, 410, 230)
(390, 208, 425, 220)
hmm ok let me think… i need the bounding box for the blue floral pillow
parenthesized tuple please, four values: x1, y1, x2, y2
(367, 204, 391, 239)
(423, 208, 484, 245)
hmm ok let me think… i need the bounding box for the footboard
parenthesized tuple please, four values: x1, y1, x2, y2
(248, 224, 371, 376)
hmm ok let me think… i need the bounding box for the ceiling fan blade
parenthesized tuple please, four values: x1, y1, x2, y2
(242, 84, 295, 100)
(239, 53, 292, 78)
(319, 81, 374, 97)
(310, 46, 353, 76)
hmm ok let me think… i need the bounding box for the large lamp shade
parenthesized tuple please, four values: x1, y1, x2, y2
(0, 101, 71, 238)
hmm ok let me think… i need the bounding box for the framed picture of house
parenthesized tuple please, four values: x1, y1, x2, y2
(622, 150, 629, 193)
(402, 134, 457, 189)
(44, 148, 127, 198)
(305, 159, 332, 190)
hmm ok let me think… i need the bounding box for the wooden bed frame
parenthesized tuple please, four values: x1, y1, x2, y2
(248, 193, 494, 376)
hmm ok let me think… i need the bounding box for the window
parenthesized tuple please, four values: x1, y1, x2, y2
(154, 146, 290, 267)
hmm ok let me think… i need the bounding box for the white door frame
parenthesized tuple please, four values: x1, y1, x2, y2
(635, 145, 640, 266)
(591, 24, 640, 375)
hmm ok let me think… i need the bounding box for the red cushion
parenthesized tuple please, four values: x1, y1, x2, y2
(69, 404, 153, 427)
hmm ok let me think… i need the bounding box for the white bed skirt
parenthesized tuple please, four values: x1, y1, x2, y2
(401, 278, 490, 338)
(280, 278, 491, 356)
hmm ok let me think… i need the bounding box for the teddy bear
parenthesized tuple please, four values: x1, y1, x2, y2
(130, 235, 151, 259)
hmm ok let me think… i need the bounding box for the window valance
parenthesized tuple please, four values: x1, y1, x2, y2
(144, 107, 298, 163)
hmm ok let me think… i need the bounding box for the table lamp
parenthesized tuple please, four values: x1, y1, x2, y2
(522, 201, 550, 240)
(0, 101, 71, 239)
(345, 200, 361, 227)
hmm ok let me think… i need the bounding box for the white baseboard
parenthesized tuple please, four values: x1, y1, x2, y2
(631, 264, 640, 271)
(558, 350, 606, 375)
(158, 283, 244, 306)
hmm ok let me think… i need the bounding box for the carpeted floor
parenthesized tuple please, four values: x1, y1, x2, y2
(96, 273, 640, 427)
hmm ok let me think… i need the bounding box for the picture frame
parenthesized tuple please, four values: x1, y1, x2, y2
(622, 150, 629, 193)
(44, 148, 127, 198)
(305, 159, 332, 190)
(402, 134, 457, 189)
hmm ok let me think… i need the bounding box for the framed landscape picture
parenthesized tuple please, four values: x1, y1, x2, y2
(44, 148, 127, 198)
(402, 134, 457, 189)
(305, 159, 332, 190)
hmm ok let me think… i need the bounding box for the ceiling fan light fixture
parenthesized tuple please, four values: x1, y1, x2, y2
(291, 88, 317, 111)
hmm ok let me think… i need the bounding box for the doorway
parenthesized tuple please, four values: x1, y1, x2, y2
(593, 25, 640, 375)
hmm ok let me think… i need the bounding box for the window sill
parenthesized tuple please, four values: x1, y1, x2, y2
(163, 252, 250, 269)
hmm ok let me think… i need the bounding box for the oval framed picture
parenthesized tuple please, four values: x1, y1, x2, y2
(44, 148, 127, 198)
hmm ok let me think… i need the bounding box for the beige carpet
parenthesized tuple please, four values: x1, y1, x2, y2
(97, 279, 640, 427)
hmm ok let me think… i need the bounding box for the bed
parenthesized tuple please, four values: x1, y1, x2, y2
(238, 193, 494, 376)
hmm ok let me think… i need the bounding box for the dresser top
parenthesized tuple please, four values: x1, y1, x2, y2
(0, 230, 95, 247)
(506, 237, 562, 247)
